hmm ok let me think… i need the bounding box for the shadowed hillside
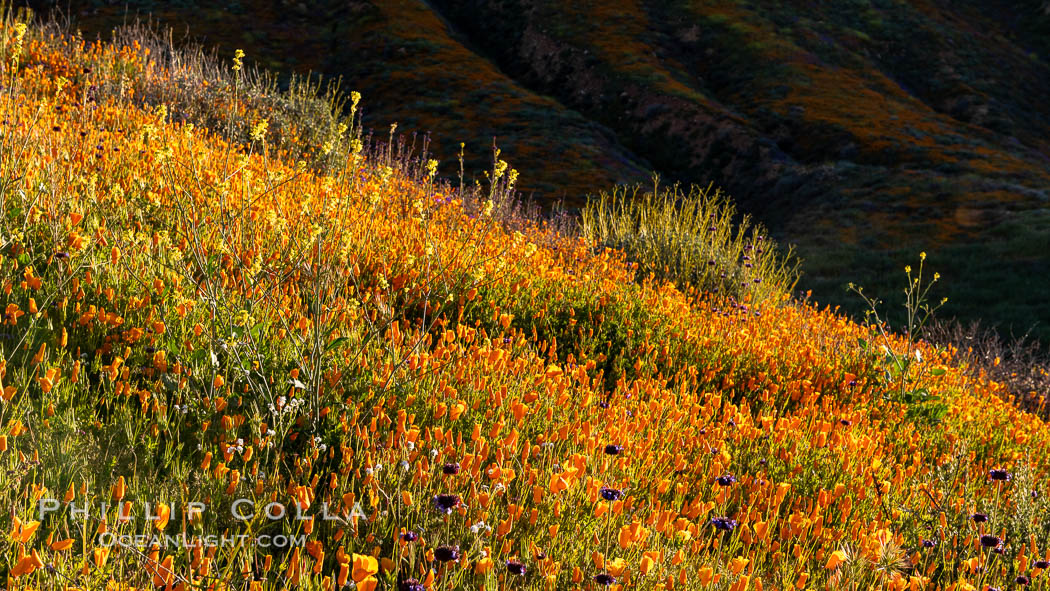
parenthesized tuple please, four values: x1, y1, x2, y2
(28, 0, 1050, 339)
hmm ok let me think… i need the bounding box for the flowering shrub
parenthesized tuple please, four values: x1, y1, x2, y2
(1, 12, 1050, 591)
(581, 180, 800, 305)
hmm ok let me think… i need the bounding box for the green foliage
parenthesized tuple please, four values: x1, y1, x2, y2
(851, 253, 950, 425)
(580, 177, 800, 304)
(72, 21, 358, 173)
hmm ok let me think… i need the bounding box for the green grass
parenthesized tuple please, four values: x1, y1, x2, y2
(580, 179, 800, 305)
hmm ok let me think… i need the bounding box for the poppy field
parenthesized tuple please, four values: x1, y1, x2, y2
(2, 12, 1050, 591)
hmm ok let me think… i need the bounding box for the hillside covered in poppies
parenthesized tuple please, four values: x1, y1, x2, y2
(30, 0, 1050, 341)
(3, 9, 1050, 591)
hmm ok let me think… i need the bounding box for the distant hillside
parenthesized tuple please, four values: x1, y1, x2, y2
(31, 0, 1050, 339)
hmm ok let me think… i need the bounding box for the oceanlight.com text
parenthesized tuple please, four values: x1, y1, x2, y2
(97, 533, 307, 549)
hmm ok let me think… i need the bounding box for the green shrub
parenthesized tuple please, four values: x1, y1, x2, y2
(580, 177, 800, 303)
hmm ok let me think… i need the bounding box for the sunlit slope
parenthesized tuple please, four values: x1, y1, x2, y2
(43, 0, 1050, 338)
(1, 20, 1050, 591)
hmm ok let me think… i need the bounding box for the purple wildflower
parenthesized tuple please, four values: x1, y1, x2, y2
(434, 494, 460, 514)
(711, 516, 738, 532)
(434, 545, 460, 562)
(399, 579, 425, 591)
